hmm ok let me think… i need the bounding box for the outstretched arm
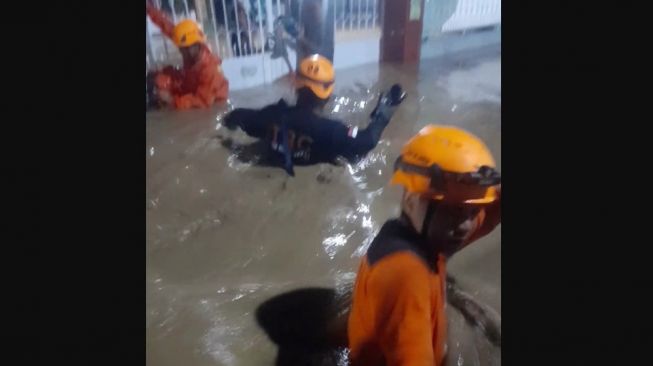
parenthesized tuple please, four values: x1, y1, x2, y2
(146, 1, 175, 40)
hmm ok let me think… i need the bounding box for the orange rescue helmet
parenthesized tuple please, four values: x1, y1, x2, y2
(391, 125, 500, 205)
(295, 54, 335, 100)
(173, 19, 205, 48)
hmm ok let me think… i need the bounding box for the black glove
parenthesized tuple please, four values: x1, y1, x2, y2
(370, 84, 406, 121)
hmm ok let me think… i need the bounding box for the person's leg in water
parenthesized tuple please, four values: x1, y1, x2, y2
(240, 31, 250, 55)
(282, 52, 293, 76)
(231, 32, 240, 56)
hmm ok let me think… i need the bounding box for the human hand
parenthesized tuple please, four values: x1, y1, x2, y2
(371, 84, 406, 120)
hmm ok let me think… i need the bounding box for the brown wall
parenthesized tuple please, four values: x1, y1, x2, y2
(381, 0, 425, 63)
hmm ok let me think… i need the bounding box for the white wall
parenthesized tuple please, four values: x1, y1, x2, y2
(442, 0, 501, 33)
(221, 49, 298, 90)
(333, 32, 380, 70)
(224, 32, 381, 91)
(421, 26, 501, 60)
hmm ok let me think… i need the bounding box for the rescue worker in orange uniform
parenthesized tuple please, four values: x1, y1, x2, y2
(347, 125, 502, 366)
(146, 2, 229, 110)
(224, 54, 405, 175)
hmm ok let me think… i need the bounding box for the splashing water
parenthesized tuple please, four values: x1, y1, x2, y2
(147, 50, 502, 366)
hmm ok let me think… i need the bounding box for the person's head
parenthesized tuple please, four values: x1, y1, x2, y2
(179, 43, 203, 64)
(295, 54, 335, 110)
(172, 19, 205, 64)
(391, 125, 501, 257)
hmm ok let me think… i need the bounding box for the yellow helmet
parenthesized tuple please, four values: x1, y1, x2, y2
(172, 19, 205, 47)
(391, 125, 500, 204)
(295, 54, 335, 99)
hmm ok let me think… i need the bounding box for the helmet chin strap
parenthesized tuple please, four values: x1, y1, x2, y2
(421, 200, 438, 242)
(399, 201, 444, 265)
(400, 200, 438, 240)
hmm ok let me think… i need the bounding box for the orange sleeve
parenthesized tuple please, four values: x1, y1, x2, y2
(173, 91, 208, 110)
(368, 253, 435, 366)
(173, 67, 216, 109)
(173, 54, 228, 109)
(146, 2, 175, 39)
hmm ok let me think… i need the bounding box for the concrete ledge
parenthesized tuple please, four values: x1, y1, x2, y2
(421, 26, 501, 61)
(333, 34, 381, 70)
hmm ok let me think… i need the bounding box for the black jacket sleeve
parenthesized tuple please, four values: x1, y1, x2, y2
(224, 99, 290, 138)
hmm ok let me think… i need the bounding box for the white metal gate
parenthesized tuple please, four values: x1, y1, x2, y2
(442, 0, 501, 33)
(146, 1, 381, 72)
(146, 0, 272, 69)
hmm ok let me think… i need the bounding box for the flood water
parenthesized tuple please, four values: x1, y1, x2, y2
(146, 45, 501, 366)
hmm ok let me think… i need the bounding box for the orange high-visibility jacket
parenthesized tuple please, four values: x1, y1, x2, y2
(147, 5, 229, 109)
(348, 198, 501, 366)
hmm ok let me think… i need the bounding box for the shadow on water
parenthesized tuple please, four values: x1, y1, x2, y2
(215, 135, 343, 174)
(256, 277, 500, 365)
(256, 287, 350, 366)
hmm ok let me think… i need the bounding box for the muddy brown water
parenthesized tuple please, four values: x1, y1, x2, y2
(147, 45, 501, 366)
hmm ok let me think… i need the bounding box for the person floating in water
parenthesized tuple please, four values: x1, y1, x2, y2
(347, 125, 502, 365)
(146, 1, 229, 110)
(223, 54, 405, 176)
